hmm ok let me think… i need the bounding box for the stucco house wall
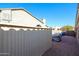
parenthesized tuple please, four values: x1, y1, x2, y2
(75, 4, 79, 43)
(0, 8, 47, 28)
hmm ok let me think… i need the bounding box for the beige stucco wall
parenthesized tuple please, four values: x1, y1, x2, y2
(0, 9, 47, 28)
(76, 9, 79, 43)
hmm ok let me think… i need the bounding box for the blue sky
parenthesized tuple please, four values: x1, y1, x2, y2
(0, 3, 77, 27)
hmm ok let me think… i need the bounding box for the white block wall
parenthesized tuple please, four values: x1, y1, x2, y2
(0, 28, 52, 56)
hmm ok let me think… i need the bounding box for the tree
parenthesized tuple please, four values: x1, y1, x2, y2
(61, 25, 74, 31)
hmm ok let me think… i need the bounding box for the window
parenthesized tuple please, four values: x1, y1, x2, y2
(57, 28, 60, 30)
(36, 25, 41, 27)
(0, 9, 12, 22)
(52, 28, 55, 30)
(0, 10, 2, 12)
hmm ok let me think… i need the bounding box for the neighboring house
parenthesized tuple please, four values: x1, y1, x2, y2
(0, 8, 47, 28)
(51, 26, 62, 34)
